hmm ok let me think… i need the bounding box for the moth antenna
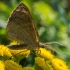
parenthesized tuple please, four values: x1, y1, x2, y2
(40, 43, 61, 56)
(43, 42, 62, 45)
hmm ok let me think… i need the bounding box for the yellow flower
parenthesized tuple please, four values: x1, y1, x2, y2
(0, 45, 12, 57)
(36, 48, 54, 60)
(10, 49, 30, 62)
(0, 61, 5, 70)
(10, 49, 30, 56)
(9, 41, 30, 57)
(35, 57, 53, 70)
(52, 58, 69, 70)
(45, 60, 54, 70)
(4, 60, 23, 70)
(8, 41, 30, 62)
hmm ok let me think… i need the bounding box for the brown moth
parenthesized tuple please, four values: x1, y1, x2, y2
(6, 3, 44, 50)
(6, 3, 58, 51)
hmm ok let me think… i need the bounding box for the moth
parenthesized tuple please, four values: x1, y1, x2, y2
(6, 3, 58, 52)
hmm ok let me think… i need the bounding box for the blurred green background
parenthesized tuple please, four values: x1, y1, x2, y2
(0, 0, 70, 69)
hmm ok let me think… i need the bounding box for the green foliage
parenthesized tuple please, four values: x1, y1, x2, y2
(0, 0, 70, 69)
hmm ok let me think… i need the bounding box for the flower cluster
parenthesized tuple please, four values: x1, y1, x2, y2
(0, 43, 69, 70)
